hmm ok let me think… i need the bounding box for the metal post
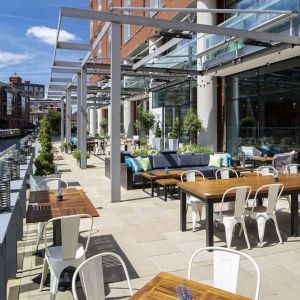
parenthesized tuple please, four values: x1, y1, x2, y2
(66, 88, 71, 144)
(110, 22, 121, 202)
(77, 73, 82, 151)
(60, 97, 65, 146)
(80, 66, 87, 169)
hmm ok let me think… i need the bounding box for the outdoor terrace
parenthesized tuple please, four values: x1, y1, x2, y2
(6, 142, 300, 300)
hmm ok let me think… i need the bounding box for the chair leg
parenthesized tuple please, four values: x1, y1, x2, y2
(256, 216, 267, 247)
(223, 221, 235, 248)
(40, 259, 48, 291)
(36, 222, 45, 251)
(241, 220, 251, 250)
(272, 215, 283, 244)
(50, 269, 61, 300)
(191, 203, 198, 232)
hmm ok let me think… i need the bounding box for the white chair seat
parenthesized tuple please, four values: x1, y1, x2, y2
(214, 210, 235, 220)
(46, 243, 85, 262)
(245, 206, 268, 215)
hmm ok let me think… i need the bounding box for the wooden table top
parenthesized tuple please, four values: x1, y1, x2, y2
(143, 169, 185, 180)
(252, 156, 273, 162)
(177, 173, 300, 202)
(156, 178, 180, 185)
(129, 272, 250, 300)
(26, 188, 99, 223)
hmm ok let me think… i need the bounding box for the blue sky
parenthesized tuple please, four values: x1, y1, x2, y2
(0, 0, 89, 89)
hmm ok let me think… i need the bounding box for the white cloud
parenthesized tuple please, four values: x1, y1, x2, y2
(26, 26, 79, 45)
(0, 51, 31, 68)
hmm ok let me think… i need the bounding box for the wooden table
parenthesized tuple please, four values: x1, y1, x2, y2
(129, 272, 250, 300)
(26, 188, 99, 245)
(178, 174, 300, 247)
(252, 156, 273, 168)
(142, 169, 185, 197)
(156, 178, 179, 201)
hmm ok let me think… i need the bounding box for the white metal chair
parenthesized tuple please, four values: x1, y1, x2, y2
(35, 178, 69, 251)
(40, 214, 93, 300)
(214, 186, 252, 249)
(256, 166, 278, 176)
(215, 168, 238, 180)
(188, 246, 260, 300)
(245, 184, 284, 247)
(181, 170, 205, 232)
(286, 163, 300, 174)
(72, 252, 133, 300)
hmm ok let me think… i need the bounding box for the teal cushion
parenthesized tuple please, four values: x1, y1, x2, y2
(125, 157, 133, 169)
(215, 153, 229, 167)
(227, 153, 232, 167)
(208, 155, 221, 168)
(131, 157, 143, 173)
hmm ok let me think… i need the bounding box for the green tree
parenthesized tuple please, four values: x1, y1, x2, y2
(183, 110, 202, 144)
(169, 118, 180, 139)
(154, 122, 162, 138)
(135, 110, 155, 136)
(45, 110, 61, 135)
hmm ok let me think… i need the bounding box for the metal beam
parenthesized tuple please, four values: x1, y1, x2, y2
(77, 73, 81, 152)
(60, 7, 300, 44)
(49, 84, 68, 89)
(110, 23, 121, 202)
(60, 97, 65, 146)
(80, 66, 87, 169)
(51, 78, 73, 83)
(133, 38, 182, 70)
(51, 67, 81, 74)
(54, 60, 82, 67)
(48, 86, 68, 91)
(81, 22, 111, 67)
(111, 7, 296, 15)
(66, 89, 71, 144)
(57, 41, 92, 51)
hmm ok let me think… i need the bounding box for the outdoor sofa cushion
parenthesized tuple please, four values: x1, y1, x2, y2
(151, 154, 180, 169)
(177, 153, 210, 167)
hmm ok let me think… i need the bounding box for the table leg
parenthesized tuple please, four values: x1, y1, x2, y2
(142, 177, 145, 191)
(151, 180, 154, 197)
(206, 202, 214, 247)
(156, 184, 160, 197)
(0, 242, 6, 300)
(53, 220, 62, 246)
(290, 192, 299, 237)
(180, 189, 187, 232)
(164, 186, 167, 202)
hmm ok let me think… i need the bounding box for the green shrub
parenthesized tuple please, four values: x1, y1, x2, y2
(140, 138, 148, 146)
(169, 118, 180, 139)
(154, 122, 162, 138)
(177, 144, 212, 154)
(240, 116, 255, 127)
(132, 147, 159, 157)
(72, 150, 90, 160)
(183, 110, 202, 144)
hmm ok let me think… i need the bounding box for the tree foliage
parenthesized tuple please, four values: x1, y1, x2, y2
(135, 110, 155, 135)
(183, 110, 202, 144)
(154, 122, 162, 138)
(44, 110, 61, 135)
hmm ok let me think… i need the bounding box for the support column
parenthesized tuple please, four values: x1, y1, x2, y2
(89, 106, 97, 136)
(80, 66, 87, 169)
(123, 100, 134, 138)
(97, 108, 103, 134)
(66, 88, 71, 144)
(60, 97, 65, 146)
(108, 105, 112, 136)
(197, 0, 217, 151)
(110, 23, 121, 202)
(77, 73, 81, 151)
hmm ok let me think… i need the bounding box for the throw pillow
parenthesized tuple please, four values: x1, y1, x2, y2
(208, 155, 221, 168)
(214, 153, 228, 167)
(227, 153, 232, 167)
(131, 157, 143, 173)
(241, 146, 254, 159)
(125, 157, 133, 168)
(140, 157, 152, 171)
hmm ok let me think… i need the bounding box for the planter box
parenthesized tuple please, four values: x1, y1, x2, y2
(168, 139, 178, 151)
(77, 159, 81, 168)
(153, 138, 163, 151)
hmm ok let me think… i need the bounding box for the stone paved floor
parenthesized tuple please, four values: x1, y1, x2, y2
(7, 145, 300, 299)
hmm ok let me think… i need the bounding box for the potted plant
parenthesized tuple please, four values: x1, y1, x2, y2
(62, 141, 69, 154)
(183, 110, 202, 145)
(72, 150, 90, 167)
(135, 110, 155, 137)
(100, 118, 108, 135)
(168, 118, 179, 151)
(56, 187, 63, 201)
(153, 121, 163, 151)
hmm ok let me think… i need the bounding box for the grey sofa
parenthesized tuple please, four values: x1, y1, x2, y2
(105, 153, 218, 190)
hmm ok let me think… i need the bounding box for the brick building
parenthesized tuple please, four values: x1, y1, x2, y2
(0, 81, 30, 129)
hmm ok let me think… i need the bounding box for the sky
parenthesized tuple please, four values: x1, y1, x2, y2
(0, 0, 89, 90)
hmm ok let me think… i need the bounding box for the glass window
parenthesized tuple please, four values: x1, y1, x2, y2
(150, 0, 160, 17)
(98, 45, 102, 62)
(98, 0, 102, 10)
(107, 0, 112, 7)
(123, 0, 131, 43)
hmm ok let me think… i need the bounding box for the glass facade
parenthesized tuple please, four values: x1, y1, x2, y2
(152, 80, 197, 146)
(226, 57, 300, 155)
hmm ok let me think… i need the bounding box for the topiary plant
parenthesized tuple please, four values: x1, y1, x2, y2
(154, 122, 162, 138)
(183, 110, 202, 144)
(169, 118, 180, 139)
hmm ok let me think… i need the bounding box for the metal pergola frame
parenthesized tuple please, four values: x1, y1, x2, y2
(48, 6, 299, 202)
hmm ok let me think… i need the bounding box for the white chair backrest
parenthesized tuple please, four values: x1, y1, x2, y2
(181, 170, 205, 183)
(44, 214, 93, 260)
(256, 166, 278, 176)
(252, 184, 284, 214)
(188, 246, 260, 300)
(72, 252, 133, 300)
(286, 164, 300, 174)
(215, 168, 238, 180)
(219, 186, 251, 218)
(37, 178, 68, 191)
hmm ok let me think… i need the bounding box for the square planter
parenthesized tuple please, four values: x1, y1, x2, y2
(153, 138, 163, 151)
(168, 139, 178, 151)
